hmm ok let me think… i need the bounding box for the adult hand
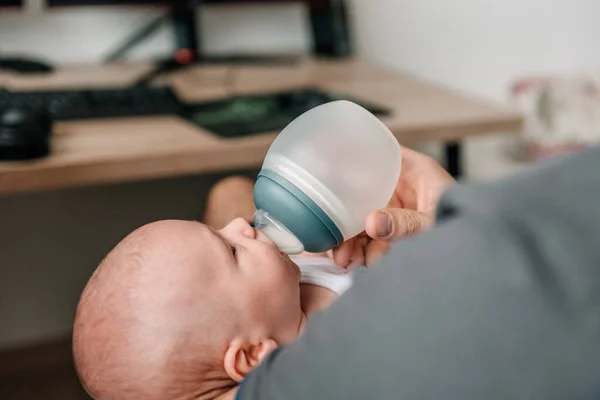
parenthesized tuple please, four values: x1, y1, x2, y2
(333, 147, 455, 267)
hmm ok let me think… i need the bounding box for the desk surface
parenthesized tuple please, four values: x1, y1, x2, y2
(0, 58, 522, 197)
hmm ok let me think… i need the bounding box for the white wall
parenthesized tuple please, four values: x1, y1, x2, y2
(349, 0, 600, 102)
(347, 0, 600, 179)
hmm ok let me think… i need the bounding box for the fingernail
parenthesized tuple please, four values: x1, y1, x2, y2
(374, 211, 393, 238)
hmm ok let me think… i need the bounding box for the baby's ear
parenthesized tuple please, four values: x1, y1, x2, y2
(223, 338, 278, 382)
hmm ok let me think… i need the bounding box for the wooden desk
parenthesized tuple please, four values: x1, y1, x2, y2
(0, 58, 522, 197)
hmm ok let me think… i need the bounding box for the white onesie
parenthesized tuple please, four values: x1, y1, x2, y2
(290, 255, 353, 296)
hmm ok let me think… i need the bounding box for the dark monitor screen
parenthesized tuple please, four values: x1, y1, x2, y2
(0, 0, 22, 6)
(46, 1, 330, 11)
(48, 0, 174, 5)
(47, 0, 301, 5)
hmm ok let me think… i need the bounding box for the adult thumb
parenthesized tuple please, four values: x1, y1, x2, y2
(366, 209, 433, 240)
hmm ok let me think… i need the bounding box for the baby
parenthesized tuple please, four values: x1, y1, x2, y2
(72, 178, 352, 400)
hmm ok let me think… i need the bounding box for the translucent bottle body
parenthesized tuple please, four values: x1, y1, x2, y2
(254, 100, 402, 254)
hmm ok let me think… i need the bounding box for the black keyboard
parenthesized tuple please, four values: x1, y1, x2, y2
(0, 86, 183, 121)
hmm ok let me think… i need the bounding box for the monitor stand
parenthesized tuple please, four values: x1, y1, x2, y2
(169, 1, 299, 66)
(171, 1, 200, 53)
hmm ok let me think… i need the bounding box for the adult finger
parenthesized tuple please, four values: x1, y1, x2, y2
(348, 234, 369, 267)
(365, 209, 434, 240)
(365, 240, 391, 267)
(332, 237, 357, 268)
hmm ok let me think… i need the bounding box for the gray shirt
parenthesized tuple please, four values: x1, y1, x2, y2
(237, 146, 600, 399)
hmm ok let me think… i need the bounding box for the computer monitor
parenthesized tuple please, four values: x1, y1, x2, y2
(46, 0, 349, 58)
(0, 0, 23, 6)
(45, 1, 294, 53)
(48, 0, 172, 4)
(46, 0, 300, 6)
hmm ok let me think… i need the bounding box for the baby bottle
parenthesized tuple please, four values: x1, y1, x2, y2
(253, 100, 402, 254)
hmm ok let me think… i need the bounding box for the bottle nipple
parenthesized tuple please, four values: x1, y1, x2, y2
(253, 209, 305, 255)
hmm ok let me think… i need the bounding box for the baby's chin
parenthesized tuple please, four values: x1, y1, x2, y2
(282, 254, 302, 279)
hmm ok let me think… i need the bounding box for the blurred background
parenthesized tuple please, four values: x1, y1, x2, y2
(0, 0, 599, 398)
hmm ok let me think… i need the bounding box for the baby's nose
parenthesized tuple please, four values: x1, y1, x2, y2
(227, 218, 256, 238)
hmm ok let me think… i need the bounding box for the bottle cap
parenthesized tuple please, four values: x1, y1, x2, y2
(254, 209, 305, 255)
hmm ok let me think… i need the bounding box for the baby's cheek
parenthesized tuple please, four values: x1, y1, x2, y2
(266, 290, 302, 343)
(277, 310, 304, 344)
(284, 297, 305, 341)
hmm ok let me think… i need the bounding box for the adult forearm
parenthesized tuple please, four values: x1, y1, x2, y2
(236, 147, 600, 399)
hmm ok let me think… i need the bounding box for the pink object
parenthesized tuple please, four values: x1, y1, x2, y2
(510, 75, 600, 161)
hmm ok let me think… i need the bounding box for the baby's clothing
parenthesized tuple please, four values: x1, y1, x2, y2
(291, 255, 353, 296)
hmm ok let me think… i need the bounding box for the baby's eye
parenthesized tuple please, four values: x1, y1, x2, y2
(230, 245, 237, 257)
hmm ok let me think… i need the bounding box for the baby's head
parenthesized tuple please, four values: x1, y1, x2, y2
(73, 218, 306, 400)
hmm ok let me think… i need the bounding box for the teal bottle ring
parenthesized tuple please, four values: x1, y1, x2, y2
(254, 169, 343, 253)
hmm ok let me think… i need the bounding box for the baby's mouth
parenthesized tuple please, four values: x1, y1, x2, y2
(253, 227, 277, 247)
(255, 227, 301, 276)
